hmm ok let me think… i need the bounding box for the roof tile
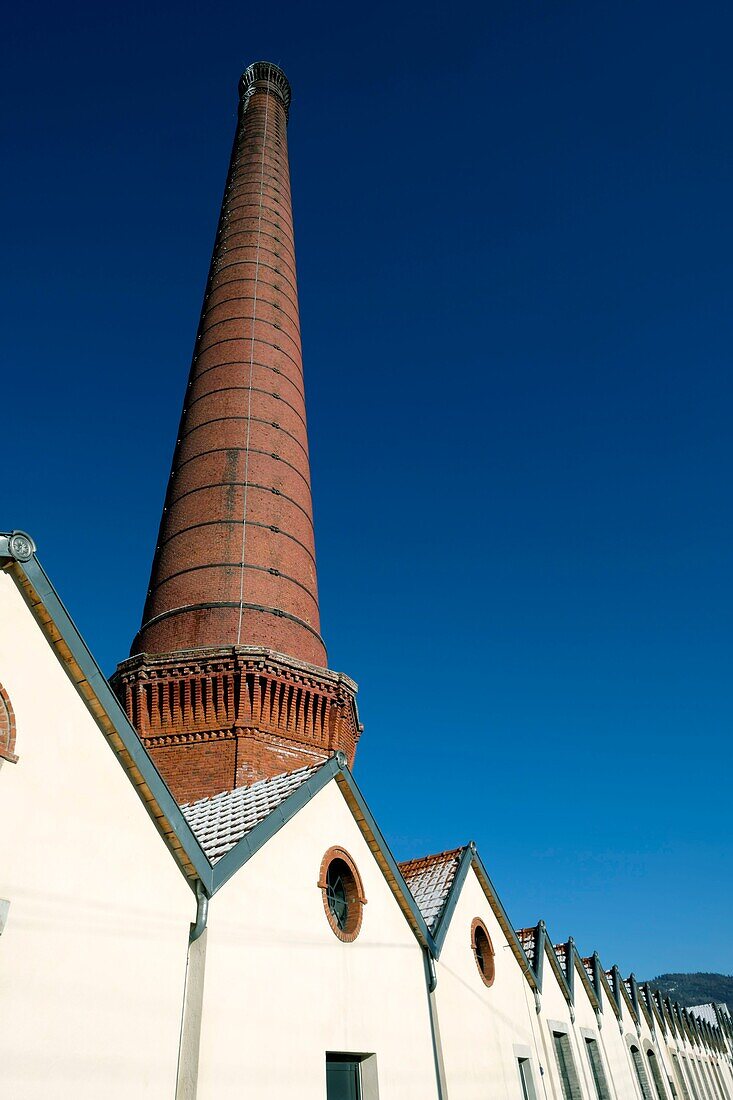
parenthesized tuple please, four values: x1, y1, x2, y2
(398, 848, 465, 932)
(182, 762, 322, 863)
(516, 926, 539, 966)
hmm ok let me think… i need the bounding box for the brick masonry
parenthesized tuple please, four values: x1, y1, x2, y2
(114, 64, 362, 802)
(135, 63, 323, 667)
(113, 645, 360, 803)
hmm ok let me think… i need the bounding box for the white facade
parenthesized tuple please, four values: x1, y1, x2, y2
(0, 568, 193, 1097)
(0, 540, 731, 1099)
(197, 780, 438, 1099)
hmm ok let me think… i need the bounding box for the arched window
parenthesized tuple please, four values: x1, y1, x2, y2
(0, 683, 17, 766)
(630, 1043, 654, 1100)
(646, 1048, 670, 1099)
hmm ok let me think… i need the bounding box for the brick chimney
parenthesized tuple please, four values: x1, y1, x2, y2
(113, 63, 360, 803)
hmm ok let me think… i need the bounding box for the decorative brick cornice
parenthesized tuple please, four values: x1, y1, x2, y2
(118, 65, 364, 797)
(112, 645, 360, 801)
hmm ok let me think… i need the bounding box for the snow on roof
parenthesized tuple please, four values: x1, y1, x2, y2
(182, 762, 323, 863)
(398, 848, 465, 932)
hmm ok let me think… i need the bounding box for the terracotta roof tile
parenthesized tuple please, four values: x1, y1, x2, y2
(516, 926, 539, 966)
(554, 942, 568, 978)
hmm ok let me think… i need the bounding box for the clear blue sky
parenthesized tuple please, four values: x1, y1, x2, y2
(3, 2, 732, 978)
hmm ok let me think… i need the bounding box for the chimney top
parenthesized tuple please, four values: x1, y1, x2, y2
(239, 61, 292, 117)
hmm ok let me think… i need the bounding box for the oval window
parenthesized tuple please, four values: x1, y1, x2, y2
(318, 847, 366, 942)
(471, 918, 495, 986)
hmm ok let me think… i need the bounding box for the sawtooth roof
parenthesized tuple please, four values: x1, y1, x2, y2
(182, 763, 322, 863)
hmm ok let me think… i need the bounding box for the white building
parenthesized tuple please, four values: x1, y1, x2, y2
(0, 533, 731, 1098)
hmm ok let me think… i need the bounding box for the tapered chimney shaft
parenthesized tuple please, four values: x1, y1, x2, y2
(114, 65, 360, 802)
(136, 63, 324, 667)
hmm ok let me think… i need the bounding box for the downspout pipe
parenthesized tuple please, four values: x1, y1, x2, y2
(189, 879, 208, 943)
(423, 946, 446, 1100)
(425, 948, 437, 993)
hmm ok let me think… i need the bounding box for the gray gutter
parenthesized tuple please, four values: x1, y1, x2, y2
(333, 765, 434, 950)
(189, 880, 209, 943)
(470, 849, 540, 993)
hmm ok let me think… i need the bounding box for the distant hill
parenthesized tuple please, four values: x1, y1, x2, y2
(641, 973, 733, 1013)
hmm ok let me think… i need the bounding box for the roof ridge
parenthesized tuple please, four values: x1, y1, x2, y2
(398, 845, 466, 871)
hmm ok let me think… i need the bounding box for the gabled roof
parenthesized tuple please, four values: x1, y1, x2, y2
(564, 940, 600, 1012)
(398, 841, 537, 984)
(582, 955, 596, 987)
(613, 966, 639, 1025)
(517, 925, 540, 968)
(583, 953, 620, 1018)
(398, 848, 465, 933)
(513, 922, 573, 1005)
(0, 533, 212, 892)
(689, 1003, 730, 1029)
(0, 534, 444, 947)
(554, 941, 569, 979)
(183, 764, 322, 863)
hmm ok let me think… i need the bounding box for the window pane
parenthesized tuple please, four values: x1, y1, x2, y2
(682, 1055, 702, 1100)
(671, 1052, 692, 1100)
(518, 1058, 538, 1100)
(326, 1058, 361, 1100)
(553, 1031, 583, 1100)
(647, 1050, 669, 1099)
(585, 1037, 611, 1100)
(631, 1046, 655, 1100)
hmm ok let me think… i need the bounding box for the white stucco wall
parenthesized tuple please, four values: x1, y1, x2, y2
(0, 571, 193, 1097)
(197, 778, 439, 1099)
(433, 867, 543, 1100)
(568, 961, 616, 1099)
(592, 977, 638, 1099)
(533, 942, 586, 1100)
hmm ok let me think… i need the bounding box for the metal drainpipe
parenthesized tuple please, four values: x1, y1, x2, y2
(189, 879, 208, 943)
(423, 947, 447, 1100)
(175, 880, 209, 1100)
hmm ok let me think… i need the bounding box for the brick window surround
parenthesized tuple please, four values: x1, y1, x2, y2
(0, 683, 17, 766)
(318, 846, 367, 943)
(471, 917, 496, 987)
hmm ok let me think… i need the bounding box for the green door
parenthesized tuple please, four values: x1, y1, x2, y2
(326, 1058, 361, 1100)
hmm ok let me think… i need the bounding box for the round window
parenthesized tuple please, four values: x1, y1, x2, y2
(471, 918, 495, 986)
(318, 847, 366, 942)
(0, 683, 17, 767)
